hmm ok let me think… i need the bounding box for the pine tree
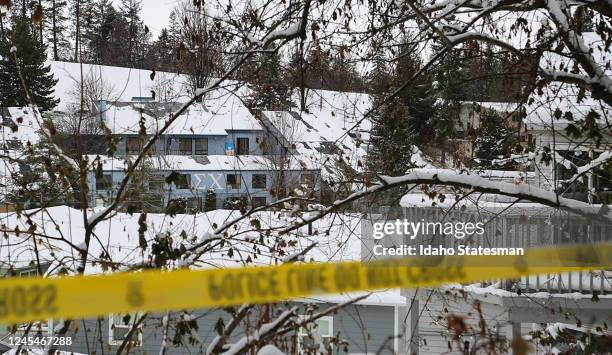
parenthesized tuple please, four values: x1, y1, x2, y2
(246, 52, 292, 111)
(428, 41, 465, 163)
(84, 0, 116, 63)
(45, 0, 71, 60)
(118, 0, 143, 65)
(394, 39, 436, 147)
(474, 109, 517, 169)
(69, 0, 94, 61)
(0, 16, 59, 111)
(366, 57, 416, 175)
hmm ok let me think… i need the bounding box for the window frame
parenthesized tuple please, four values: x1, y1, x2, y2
(251, 174, 267, 189)
(251, 196, 267, 208)
(179, 137, 192, 155)
(126, 137, 141, 155)
(173, 173, 191, 189)
(108, 313, 143, 347)
(194, 138, 208, 155)
(226, 174, 242, 190)
(96, 174, 113, 191)
(297, 315, 333, 352)
(236, 137, 249, 155)
(300, 173, 316, 186)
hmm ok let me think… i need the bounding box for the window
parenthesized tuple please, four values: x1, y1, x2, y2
(297, 315, 333, 352)
(173, 174, 190, 189)
(236, 137, 249, 155)
(252, 174, 267, 189)
(227, 174, 241, 190)
(179, 138, 192, 155)
(96, 174, 113, 190)
(109, 313, 143, 346)
(18, 320, 53, 337)
(126, 137, 141, 154)
(300, 173, 315, 186)
(194, 138, 208, 155)
(251, 196, 267, 208)
(19, 268, 39, 277)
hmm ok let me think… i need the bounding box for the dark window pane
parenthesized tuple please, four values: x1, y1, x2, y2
(252, 174, 267, 189)
(236, 138, 249, 155)
(179, 138, 192, 155)
(174, 174, 190, 189)
(96, 174, 113, 190)
(195, 138, 208, 155)
(300, 173, 315, 185)
(227, 174, 241, 189)
(251, 196, 267, 208)
(126, 137, 140, 154)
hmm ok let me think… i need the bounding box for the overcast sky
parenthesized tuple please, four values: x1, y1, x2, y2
(114, 0, 178, 37)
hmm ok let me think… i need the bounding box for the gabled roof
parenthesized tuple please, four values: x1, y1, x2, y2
(262, 89, 372, 182)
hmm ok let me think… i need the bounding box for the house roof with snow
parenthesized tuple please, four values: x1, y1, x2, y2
(0, 107, 41, 146)
(0, 206, 404, 306)
(261, 89, 372, 182)
(99, 98, 263, 136)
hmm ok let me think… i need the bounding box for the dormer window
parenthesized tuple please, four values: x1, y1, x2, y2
(126, 137, 141, 154)
(179, 138, 192, 155)
(236, 138, 249, 155)
(194, 138, 208, 155)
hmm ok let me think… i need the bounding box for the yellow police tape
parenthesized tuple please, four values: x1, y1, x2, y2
(0, 242, 611, 324)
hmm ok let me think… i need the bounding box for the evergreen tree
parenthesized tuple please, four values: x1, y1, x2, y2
(146, 28, 174, 71)
(84, 0, 117, 63)
(474, 109, 517, 169)
(0, 17, 59, 111)
(69, 0, 94, 61)
(394, 39, 437, 147)
(247, 53, 292, 111)
(428, 42, 465, 163)
(44, 0, 71, 60)
(366, 57, 416, 175)
(118, 0, 143, 65)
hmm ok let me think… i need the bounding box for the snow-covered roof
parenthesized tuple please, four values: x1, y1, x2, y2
(101, 98, 262, 136)
(90, 154, 318, 172)
(51, 61, 191, 110)
(0, 207, 363, 271)
(0, 206, 402, 306)
(0, 107, 41, 146)
(262, 89, 371, 182)
(524, 93, 611, 132)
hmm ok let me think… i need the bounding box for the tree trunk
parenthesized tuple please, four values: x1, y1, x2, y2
(52, 0, 58, 60)
(0, 7, 4, 40)
(38, 1, 43, 45)
(74, 0, 79, 61)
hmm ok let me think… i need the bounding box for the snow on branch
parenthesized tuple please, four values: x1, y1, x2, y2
(547, 0, 612, 106)
(246, 0, 310, 48)
(564, 151, 612, 187)
(220, 307, 297, 355)
(279, 169, 606, 235)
